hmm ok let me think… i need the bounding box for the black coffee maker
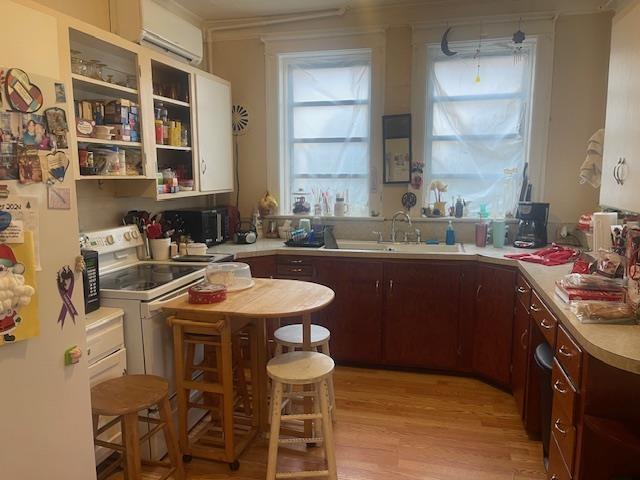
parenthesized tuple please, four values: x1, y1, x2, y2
(514, 202, 549, 248)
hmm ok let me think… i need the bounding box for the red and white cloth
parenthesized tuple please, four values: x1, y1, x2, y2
(505, 244, 580, 266)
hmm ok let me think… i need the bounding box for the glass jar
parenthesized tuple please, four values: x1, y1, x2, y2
(94, 63, 107, 82)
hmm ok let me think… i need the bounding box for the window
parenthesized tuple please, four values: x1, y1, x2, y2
(279, 50, 372, 216)
(425, 39, 535, 217)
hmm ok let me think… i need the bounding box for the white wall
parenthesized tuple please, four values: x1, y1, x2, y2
(207, 3, 613, 223)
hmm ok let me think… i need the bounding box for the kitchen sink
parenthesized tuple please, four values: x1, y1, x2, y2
(323, 240, 463, 253)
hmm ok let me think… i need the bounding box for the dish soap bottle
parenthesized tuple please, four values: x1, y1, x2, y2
(445, 220, 456, 245)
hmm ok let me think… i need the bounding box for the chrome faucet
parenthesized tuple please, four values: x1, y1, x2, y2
(391, 211, 412, 243)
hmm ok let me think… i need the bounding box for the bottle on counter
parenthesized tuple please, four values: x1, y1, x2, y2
(455, 197, 464, 218)
(445, 220, 456, 245)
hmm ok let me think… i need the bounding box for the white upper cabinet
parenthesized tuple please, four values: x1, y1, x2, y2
(195, 74, 234, 193)
(600, 1, 640, 212)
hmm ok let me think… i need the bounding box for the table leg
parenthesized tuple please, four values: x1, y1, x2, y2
(302, 313, 314, 439)
(255, 317, 270, 433)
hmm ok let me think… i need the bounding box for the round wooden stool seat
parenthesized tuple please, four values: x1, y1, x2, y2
(267, 351, 334, 385)
(91, 374, 169, 416)
(274, 324, 330, 348)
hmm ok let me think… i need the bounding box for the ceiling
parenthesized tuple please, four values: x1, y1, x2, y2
(176, 0, 450, 21)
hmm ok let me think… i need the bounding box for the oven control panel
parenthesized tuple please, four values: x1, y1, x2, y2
(82, 226, 143, 254)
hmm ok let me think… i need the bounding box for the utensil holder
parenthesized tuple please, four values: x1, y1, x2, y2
(149, 238, 170, 260)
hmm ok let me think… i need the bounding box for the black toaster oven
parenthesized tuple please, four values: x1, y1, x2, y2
(164, 208, 228, 246)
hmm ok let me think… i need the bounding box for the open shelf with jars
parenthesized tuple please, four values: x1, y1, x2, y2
(150, 59, 198, 197)
(69, 28, 146, 179)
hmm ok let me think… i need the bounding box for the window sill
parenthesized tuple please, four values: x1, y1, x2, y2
(264, 214, 385, 222)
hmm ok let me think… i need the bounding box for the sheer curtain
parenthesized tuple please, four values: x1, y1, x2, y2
(426, 40, 535, 217)
(280, 50, 372, 216)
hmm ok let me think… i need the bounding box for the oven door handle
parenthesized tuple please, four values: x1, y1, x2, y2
(145, 280, 202, 314)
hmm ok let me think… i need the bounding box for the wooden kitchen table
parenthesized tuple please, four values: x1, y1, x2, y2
(163, 278, 335, 435)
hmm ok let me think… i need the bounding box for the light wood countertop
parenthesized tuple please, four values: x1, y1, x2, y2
(162, 278, 335, 319)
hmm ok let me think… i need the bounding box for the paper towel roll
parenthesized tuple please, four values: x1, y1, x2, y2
(592, 212, 618, 252)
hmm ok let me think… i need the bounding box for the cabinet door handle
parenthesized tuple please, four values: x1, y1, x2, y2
(375, 280, 380, 296)
(388, 279, 393, 296)
(554, 419, 568, 436)
(520, 329, 528, 349)
(540, 318, 553, 330)
(476, 284, 482, 300)
(290, 268, 303, 273)
(553, 379, 568, 394)
(558, 345, 573, 357)
(618, 157, 627, 185)
(530, 304, 541, 313)
(290, 260, 304, 264)
(516, 286, 527, 294)
(201, 158, 207, 174)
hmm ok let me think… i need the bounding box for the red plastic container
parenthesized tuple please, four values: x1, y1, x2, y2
(188, 283, 227, 304)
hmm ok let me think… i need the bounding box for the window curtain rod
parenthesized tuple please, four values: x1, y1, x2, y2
(208, 8, 348, 32)
(412, 11, 564, 30)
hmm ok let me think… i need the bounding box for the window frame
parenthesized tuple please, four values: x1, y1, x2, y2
(424, 42, 536, 190)
(264, 31, 385, 217)
(280, 50, 373, 214)
(411, 19, 555, 213)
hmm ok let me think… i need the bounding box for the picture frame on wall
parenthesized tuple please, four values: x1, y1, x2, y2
(383, 113, 412, 184)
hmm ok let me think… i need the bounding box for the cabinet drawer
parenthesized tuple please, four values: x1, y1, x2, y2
(530, 291, 557, 348)
(551, 359, 577, 425)
(276, 264, 314, 278)
(516, 274, 532, 309)
(277, 256, 313, 267)
(86, 313, 124, 365)
(551, 405, 577, 473)
(548, 433, 572, 480)
(555, 326, 582, 388)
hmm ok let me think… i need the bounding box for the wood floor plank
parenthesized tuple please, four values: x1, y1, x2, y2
(104, 367, 545, 480)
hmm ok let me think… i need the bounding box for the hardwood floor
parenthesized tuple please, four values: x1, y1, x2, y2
(107, 367, 546, 480)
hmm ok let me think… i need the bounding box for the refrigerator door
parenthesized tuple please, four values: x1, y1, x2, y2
(0, 3, 96, 479)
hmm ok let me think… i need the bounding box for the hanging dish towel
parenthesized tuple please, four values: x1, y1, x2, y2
(505, 244, 580, 266)
(578, 128, 605, 188)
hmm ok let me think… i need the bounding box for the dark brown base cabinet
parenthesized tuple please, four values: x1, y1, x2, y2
(472, 264, 517, 388)
(314, 259, 384, 364)
(382, 261, 464, 370)
(242, 253, 640, 479)
(242, 256, 514, 377)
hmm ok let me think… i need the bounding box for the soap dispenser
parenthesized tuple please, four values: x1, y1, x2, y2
(445, 221, 456, 245)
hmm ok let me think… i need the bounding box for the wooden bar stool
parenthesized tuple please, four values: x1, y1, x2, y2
(169, 316, 259, 471)
(266, 351, 338, 480)
(91, 375, 184, 480)
(274, 324, 336, 420)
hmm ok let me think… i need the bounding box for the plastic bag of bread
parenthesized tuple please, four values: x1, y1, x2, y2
(571, 301, 638, 324)
(559, 273, 625, 291)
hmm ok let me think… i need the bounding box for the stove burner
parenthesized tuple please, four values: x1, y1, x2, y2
(100, 264, 203, 292)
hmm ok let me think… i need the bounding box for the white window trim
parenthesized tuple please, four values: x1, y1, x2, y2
(265, 31, 386, 215)
(411, 18, 555, 210)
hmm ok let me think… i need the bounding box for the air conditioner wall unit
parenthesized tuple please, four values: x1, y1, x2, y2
(110, 0, 203, 66)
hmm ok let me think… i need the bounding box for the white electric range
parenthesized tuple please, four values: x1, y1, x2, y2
(82, 225, 231, 459)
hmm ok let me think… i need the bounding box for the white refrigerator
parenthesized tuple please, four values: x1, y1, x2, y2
(0, 1, 96, 479)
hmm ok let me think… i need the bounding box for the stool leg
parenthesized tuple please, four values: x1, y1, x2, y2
(92, 414, 99, 438)
(266, 381, 283, 480)
(249, 323, 260, 428)
(121, 413, 141, 480)
(320, 342, 336, 421)
(172, 324, 189, 454)
(232, 335, 252, 416)
(319, 379, 338, 480)
(274, 343, 283, 357)
(220, 322, 236, 462)
(158, 397, 185, 480)
(313, 383, 323, 443)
